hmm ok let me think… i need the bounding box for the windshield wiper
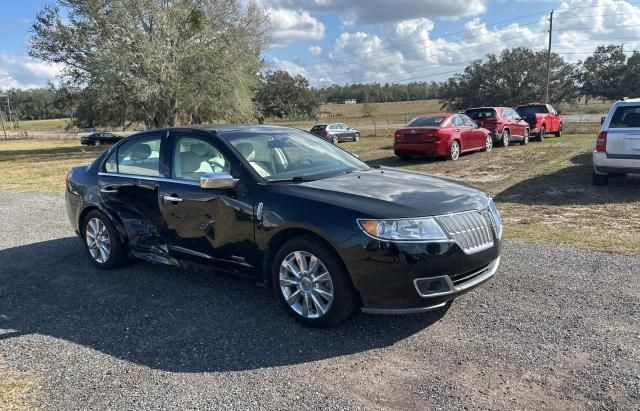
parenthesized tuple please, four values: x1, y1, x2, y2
(267, 176, 317, 183)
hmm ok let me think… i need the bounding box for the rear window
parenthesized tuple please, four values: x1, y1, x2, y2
(516, 105, 547, 116)
(408, 116, 446, 127)
(610, 106, 640, 128)
(465, 109, 496, 120)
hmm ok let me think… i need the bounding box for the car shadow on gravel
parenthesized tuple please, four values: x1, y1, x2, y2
(0, 237, 447, 372)
(495, 152, 640, 206)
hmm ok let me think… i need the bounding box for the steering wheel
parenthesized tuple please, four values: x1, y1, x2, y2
(207, 159, 226, 173)
(293, 158, 315, 168)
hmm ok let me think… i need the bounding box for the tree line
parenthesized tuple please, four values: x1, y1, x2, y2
(5, 0, 639, 128)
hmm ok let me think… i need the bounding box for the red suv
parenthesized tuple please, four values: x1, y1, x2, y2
(394, 113, 493, 161)
(464, 107, 530, 147)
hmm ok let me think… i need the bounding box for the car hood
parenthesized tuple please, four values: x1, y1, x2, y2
(277, 168, 491, 218)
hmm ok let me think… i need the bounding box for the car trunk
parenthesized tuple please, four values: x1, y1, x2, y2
(606, 128, 640, 155)
(395, 127, 439, 143)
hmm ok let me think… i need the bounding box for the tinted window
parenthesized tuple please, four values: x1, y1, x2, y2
(311, 125, 326, 131)
(465, 109, 496, 119)
(224, 128, 368, 182)
(610, 106, 640, 128)
(451, 116, 464, 127)
(517, 105, 547, 116)
(172, 136, 229, 181)
(408, 116, 446, 127)
(117, 135, 162, 177)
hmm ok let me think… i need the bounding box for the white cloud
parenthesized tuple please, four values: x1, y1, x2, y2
(268, 8, 325, 47)
(261, 0, 487, 25)
(270, 0, 640, 86)
(0, 53, 63, 90)
(309, 46, 322, 56)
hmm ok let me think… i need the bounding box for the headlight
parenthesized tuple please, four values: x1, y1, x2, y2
(358, 217, 448, 241)
(488, 200, 503, 239)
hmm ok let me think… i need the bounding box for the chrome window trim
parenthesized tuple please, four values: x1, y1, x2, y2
(98, 172, 200, 187)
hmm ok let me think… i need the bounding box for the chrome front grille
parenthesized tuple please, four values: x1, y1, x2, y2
(435, 210, 495, 254)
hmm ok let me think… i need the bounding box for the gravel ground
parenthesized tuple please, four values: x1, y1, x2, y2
(0, 192, 638, 410)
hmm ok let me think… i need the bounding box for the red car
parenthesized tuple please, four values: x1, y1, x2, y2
(394, 113, 493, 161)
(464, 107, 530, 147)
(515, 103, 563, 141)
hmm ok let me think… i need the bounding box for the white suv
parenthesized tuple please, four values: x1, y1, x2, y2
(593, 98, 640, 185)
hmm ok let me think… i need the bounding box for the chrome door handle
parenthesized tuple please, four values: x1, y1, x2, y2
(163, 195, 182, 203)
(100, 187, 118, 194)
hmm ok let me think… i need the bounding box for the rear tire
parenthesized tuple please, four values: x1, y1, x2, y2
(82, 210, 127, 269)
(501, 129, 510, 147)
(332, 135, 339, 144)
(521, 129, 529, 146)
(272, 235, 358, 327)
(449, 140, 460, 161)
(539, 126, 546, 142)
(354, 132, 360, 142)
(592, 170, 608, 186)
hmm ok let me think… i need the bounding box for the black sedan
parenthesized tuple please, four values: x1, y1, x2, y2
(65, 125, 502, 327)
(80, 132, 122, 146)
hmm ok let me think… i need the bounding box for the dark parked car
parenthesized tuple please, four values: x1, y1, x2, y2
(394, 113, 493, 161)
(464, 107, 530, 147)
(81, 132, 122, 146)
(310, 123, 360, 144)
(65, 125, 502, 327)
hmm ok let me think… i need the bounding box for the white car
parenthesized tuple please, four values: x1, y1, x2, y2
(593, 98, 640, 185)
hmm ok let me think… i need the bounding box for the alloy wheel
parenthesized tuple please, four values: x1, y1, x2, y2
(502, 130, 509, 147)
(450, 141, 460, 160)
(332, 136, 339, 144)
(485, 135, 493, 152)
(354, 133, 360, 141)
(279, 251, 334, 319)
(85, 217, 111, 263)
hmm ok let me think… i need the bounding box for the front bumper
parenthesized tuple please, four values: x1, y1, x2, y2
(593, 151, 640, 175)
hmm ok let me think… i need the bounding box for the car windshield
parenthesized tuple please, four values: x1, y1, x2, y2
(465, 109, 496, 119)
(517, 106, 547, 116)
(610, 106, 640, 128)
(223, 128, 369, 182)
(408, 116, 446, 127)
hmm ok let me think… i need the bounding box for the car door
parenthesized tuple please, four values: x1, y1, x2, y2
(506, 109, 523, 137)
(547, 105, 560, 131)
(157, 130, 256, 276)
(451, 115, 470, 151)
(98, 132, 169, 254)
(461, 115, 484, 149)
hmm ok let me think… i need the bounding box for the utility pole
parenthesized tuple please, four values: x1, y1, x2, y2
(545, 10, 554, 104)
(0, 111, 7, 139)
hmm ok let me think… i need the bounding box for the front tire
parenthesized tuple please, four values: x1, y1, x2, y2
(539, 126, 546, 142)
(354, 132, 360, 142)
(521, 129, 529, 145)
(82, 210, 127, 269)
(485, 134, 493, 152)
(273, 236, 358, 327)
(448, 140, 460, 161)
(331, 135, 339, 144)
(592, 170, 608, 186)
(555, 124, 563, 137)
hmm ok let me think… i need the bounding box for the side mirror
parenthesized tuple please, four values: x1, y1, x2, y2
(556, 110, 561, 116)
(200, 172, 238, 190)
(601, 116, 606, 125)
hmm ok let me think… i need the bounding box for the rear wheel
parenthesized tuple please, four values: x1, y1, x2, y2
(539, 126, 546, 142)
(521, 129, 529, 145)
(82, 210, 127, 269)
(501, 129, 510, 147)
(555, 124, 563, 137)
(273, 236, 358, 327)
(592, 170, 609, 186)
(484, 134, 493, 152)
(354, 132, 360, 142)
(449, 140, 460, 161)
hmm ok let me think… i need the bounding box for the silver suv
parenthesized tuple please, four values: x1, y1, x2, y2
(593, 98, 640, 185)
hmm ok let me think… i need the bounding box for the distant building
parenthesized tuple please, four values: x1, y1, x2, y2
(343, 99, 357, 104)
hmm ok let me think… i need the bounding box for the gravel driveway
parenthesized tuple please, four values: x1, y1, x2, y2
(0, 192, 638, 410)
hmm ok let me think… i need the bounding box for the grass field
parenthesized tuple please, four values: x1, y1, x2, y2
(10, 118, 71, 132)
(0, 134, 638, 253)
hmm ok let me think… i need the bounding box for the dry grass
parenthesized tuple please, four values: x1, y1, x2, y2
(0, 359, 37, 411)
(1, 135, 638, 253)
(12, 118, 71, 132)
(0, 140, 106, 192)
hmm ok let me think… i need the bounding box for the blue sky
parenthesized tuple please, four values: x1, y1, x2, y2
(2, 0, 640, 89)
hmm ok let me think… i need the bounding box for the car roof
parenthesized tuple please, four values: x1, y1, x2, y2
(416, 113, 456, 117)
(616, 98, 640, 104)
(465, 107, 508, 110)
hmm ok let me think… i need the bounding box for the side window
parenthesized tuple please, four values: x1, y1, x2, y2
(117, 135, 162, 177)
(104, 151, 118, 173)
(452, 116, 463, 127)
(547, 105, 556, 114)
(172, 136, 230, 181)
(462, 115, 476, 127)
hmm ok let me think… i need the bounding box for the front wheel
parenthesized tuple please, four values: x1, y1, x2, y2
(501, 129, 510, 147)
(273, 236, 358, 327)
(555, 124, 563, 137)
(521, 129, 529, 145)
(449, 140, 460, 161)
(331, 135, 339, 144)
(484, 134, 493, 152)
(82, 210, 127, 269)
